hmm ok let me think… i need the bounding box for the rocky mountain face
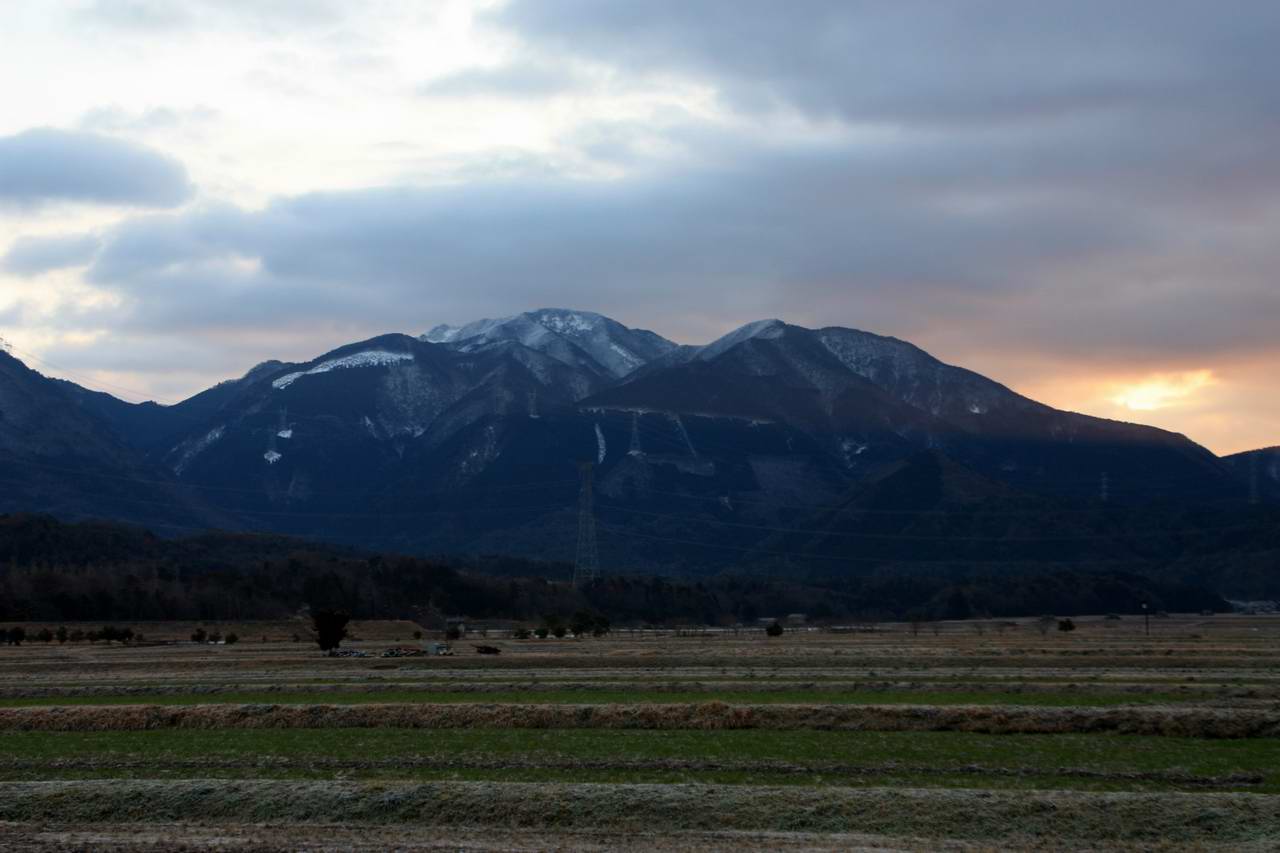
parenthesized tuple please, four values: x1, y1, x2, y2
(0, 311, 1268, 577)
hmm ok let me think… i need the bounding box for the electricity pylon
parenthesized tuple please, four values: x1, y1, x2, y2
(574, 461, 600, 587)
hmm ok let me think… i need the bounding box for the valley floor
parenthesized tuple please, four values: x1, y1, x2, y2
(0, 613, 1277, 850)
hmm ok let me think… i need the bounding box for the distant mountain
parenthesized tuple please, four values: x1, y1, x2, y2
(0, 310, 1269, 580)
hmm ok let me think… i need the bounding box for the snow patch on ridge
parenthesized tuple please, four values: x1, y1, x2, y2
(697, 319, 786, 361)
(422, 324, 461, 343)
(263, 450, 282, 464)
(595, 422, 607, 463)
(273, 350, 414, 390)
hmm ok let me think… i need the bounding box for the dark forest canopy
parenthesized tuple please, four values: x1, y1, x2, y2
(0, 514, 1234, 625)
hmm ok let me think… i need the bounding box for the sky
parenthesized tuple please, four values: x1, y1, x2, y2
(1, 0, 1277, 455)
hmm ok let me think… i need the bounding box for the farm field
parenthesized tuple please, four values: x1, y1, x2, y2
(1, 613, 1278, 850)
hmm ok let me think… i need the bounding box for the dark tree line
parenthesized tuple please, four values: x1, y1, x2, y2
(0, 513, 1229, 625)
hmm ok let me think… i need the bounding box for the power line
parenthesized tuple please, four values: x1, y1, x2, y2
(0, 456, 576, 499)
(614, 484, 1251, 517)
(594, 501, 1277, 542)
(3, 343, 190, 406)
(596, 522, 1280, 567)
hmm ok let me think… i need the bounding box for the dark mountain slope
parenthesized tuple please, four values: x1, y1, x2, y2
(0, 351, 230, 532)
(1223, 446, 1280, 504)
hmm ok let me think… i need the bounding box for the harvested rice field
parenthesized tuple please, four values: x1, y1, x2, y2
(1, 613, 1278, 850)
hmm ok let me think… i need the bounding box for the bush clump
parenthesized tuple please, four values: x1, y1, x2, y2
(310, 609, 350, 652)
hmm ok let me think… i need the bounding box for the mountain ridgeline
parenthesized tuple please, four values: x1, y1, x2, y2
(1, 309, 1276, 595)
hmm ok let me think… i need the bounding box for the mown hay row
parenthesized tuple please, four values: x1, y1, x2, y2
(3, 756, 1264, 788)
(0, 780, 1276, 842)
(2, 679, 1267, 700)
(1, 702, 1277, 737)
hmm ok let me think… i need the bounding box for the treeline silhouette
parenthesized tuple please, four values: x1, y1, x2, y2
(0, 513, 1227, 624)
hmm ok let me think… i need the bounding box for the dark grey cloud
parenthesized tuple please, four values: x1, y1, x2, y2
(0, 128, 194, 208)
(2, 233, 101, 277)
(490, 1, 1280, 128)
(420, 61, 587, 98)
(70, 124, 1276, 369)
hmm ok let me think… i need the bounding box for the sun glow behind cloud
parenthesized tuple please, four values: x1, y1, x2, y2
(1108, 370, 1216, 412)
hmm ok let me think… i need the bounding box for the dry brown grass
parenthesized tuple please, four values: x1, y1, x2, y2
(1, 701, 1277, 737)
(0, 780, 1276, 844)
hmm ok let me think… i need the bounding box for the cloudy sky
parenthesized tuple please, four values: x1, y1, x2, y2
(1, 1, 1277, 454)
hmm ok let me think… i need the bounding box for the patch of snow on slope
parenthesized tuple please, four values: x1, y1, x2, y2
(277, 429, 292, 439)
(273, 350, 414, 389)
(173, 425, 225, 475)
(609, 342, 641, 370)
(595, 422, 607, 463)
(840, 437, 868, 467)
(263, 450, 282, 464)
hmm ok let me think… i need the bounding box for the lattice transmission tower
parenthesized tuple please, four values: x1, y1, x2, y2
(573, 461, 600, 587)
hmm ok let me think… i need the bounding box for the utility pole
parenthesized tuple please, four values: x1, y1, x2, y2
(1142, 602, 1149, 636)
(574, 461, 600, 587)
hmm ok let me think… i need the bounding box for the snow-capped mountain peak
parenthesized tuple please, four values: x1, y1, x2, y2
(419, 309, 677, 379)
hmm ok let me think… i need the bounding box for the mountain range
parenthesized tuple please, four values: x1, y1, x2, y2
(1, 309, 1276, 589)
